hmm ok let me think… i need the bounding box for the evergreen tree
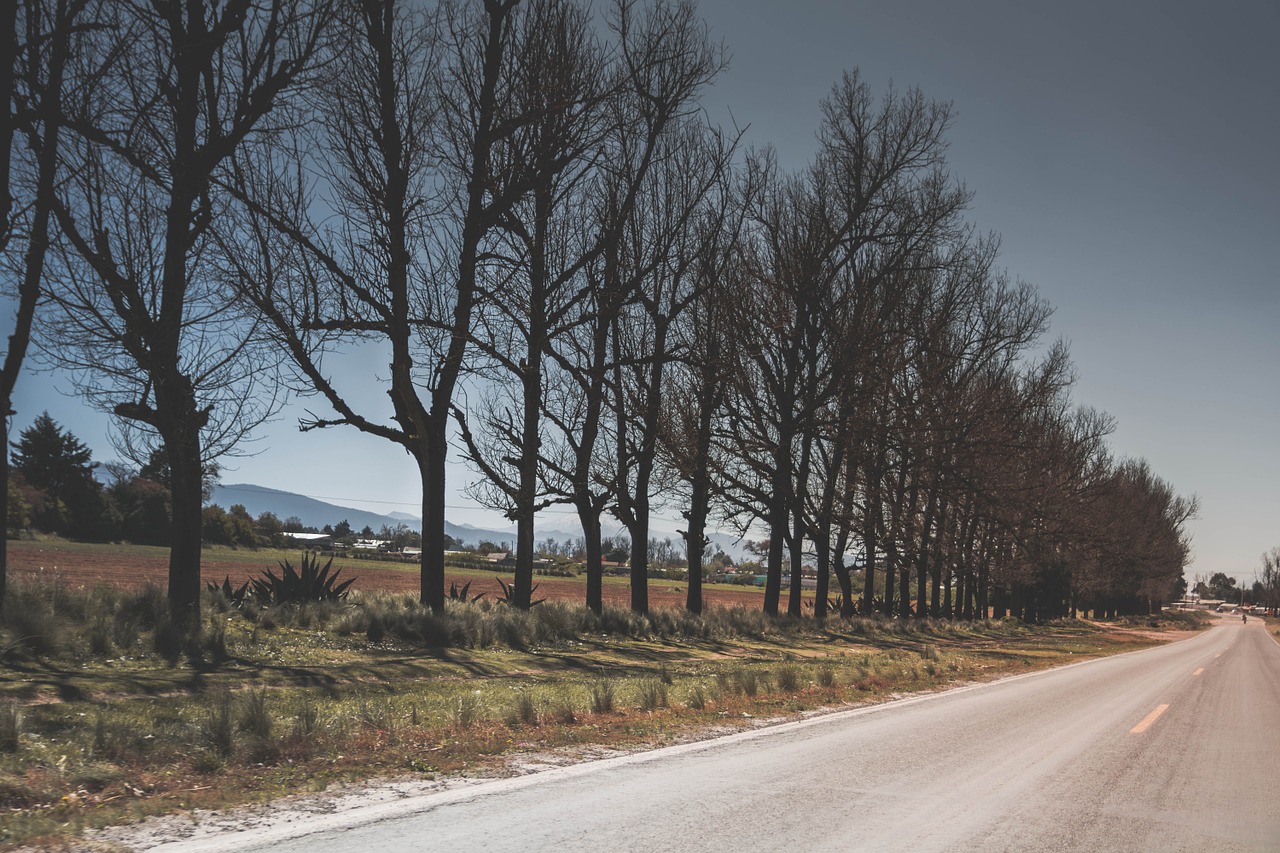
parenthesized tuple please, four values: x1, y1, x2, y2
(10, 412, 103, 533)
(11, 412, 93, 492)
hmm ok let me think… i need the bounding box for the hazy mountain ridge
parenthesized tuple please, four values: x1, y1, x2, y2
(210, 484, 518, 546)
(210, 483, 747, 558)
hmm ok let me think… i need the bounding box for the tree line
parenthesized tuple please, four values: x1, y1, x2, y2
(7, 407, 719, 572)
(2, 0, 1195, 630)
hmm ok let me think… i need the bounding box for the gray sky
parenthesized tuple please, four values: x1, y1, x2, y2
(14, 0, 1279, 585)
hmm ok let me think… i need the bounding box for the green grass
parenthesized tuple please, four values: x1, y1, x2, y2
(0, 573, 1183, 849)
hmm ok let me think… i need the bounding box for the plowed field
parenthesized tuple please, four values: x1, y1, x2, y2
(6, 539, 773, 610)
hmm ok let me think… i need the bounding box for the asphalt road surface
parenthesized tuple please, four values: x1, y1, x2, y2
(158, 616, 1280, 853)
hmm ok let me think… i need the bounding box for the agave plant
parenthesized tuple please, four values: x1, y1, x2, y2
(206, 575, 251, 607)
(448, 580, 486, 602)
(494, 577, 544, 607)
(250, 553, 356, 605)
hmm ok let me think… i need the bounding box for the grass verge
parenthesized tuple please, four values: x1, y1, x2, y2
(0, 577, 1198, 850)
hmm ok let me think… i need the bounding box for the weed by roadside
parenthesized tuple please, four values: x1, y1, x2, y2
(0, 574, 1170, 850)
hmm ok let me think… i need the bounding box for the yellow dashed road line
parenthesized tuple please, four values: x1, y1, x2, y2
(1131, 704, 1170, 734)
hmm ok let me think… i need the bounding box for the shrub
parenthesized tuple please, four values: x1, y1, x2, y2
(637, 679, 668, 711)
(205, 691, 235, 757)
(775, 664, 800, 692)
(1, 591, 63, 659)
(0, 703, 21, 752)
(509, 692, 539, 727)
(715, 670, 736, 696)
(110, 610, 142, 653)
(238, 688, 273, 740)
(817, 666, 836, 688)
(552, 691, 577, 725)
(86, 613, 113, 657)
(358, 697, 395, 733)
(533, 601, 579, 640)
(453, 692, 482, 729)
(250, 553, 355, 606)
(686, 683, 708, 710)
(152, 613, 184, 665)
(200, 616, 229, 663)
(589, 679, 616, 714)
(293, 696, 319, 739)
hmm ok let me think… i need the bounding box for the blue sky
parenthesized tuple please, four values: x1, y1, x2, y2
(12, 0, 1279, 586)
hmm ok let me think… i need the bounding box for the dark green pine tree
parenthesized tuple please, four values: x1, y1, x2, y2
(10, 412, 102, 533)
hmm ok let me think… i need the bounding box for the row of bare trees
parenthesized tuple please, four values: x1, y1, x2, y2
(3, 0, 1195, 629)
(1258, 549, 1280, 613)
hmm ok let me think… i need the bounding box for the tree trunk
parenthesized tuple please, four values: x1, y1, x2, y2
(629, 519, 649, 614)
(787, 425, 815, 618)
(930, 492, 949, 617)
(683, 497, 708, 615)
(992, 583, 1007, 619)
(863, 450, 884, 617)
(579, 504, 604, 614)
(764, 498, 786, 617)
(833, 562, 854, 618)
(627, 314, 671, 615)
(899, 475, 919, 620)
(0, 446, 9, 608)
(961, 520, 976, 620)
(813, 521, 832, 621)
(682, 378, 716, 614)
(942, 556, 953, 618)
(976, 541, 990, 620)
(787, 531, 805, 618)
(420, 430, 448, 613)
(513, 181, 550, 610)
(164, 418, 204, 632)
(916, 486, 936, 619)
(832, 524, 855, 617)
(862, 521, 877, 617)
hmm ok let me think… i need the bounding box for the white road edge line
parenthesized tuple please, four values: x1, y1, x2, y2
(148, 628, 1215, 853)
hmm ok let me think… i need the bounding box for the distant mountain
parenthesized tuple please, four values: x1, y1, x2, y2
(385, 511, 421, 522)
(209, 483, 746, 557)
(211, 484, 405, 534)
(209, 484, 509, 545)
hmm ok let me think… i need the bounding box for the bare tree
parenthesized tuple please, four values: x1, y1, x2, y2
(658, 160, 751, 613)
(718, 72, 970, 617)
(451, 0, 610, 609)
(1259, 548, 1280, 614)
(607, 120, 733, 614)
(465, 0, 725, 613)
(1, 0, 93, 607)
(228, 0, 539, 612)
(37, 0, 326, 627)
(538, 249, 624, 612)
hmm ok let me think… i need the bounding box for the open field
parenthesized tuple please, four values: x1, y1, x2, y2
(6, 539, 771, 610)
(0, 541, 1212, 850)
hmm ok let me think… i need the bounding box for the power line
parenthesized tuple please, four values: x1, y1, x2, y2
(215, 483, 480, 511)
(212, 483, 739, 535)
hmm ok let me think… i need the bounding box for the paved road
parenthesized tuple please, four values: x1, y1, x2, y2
(158, 617, 1280, 853)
